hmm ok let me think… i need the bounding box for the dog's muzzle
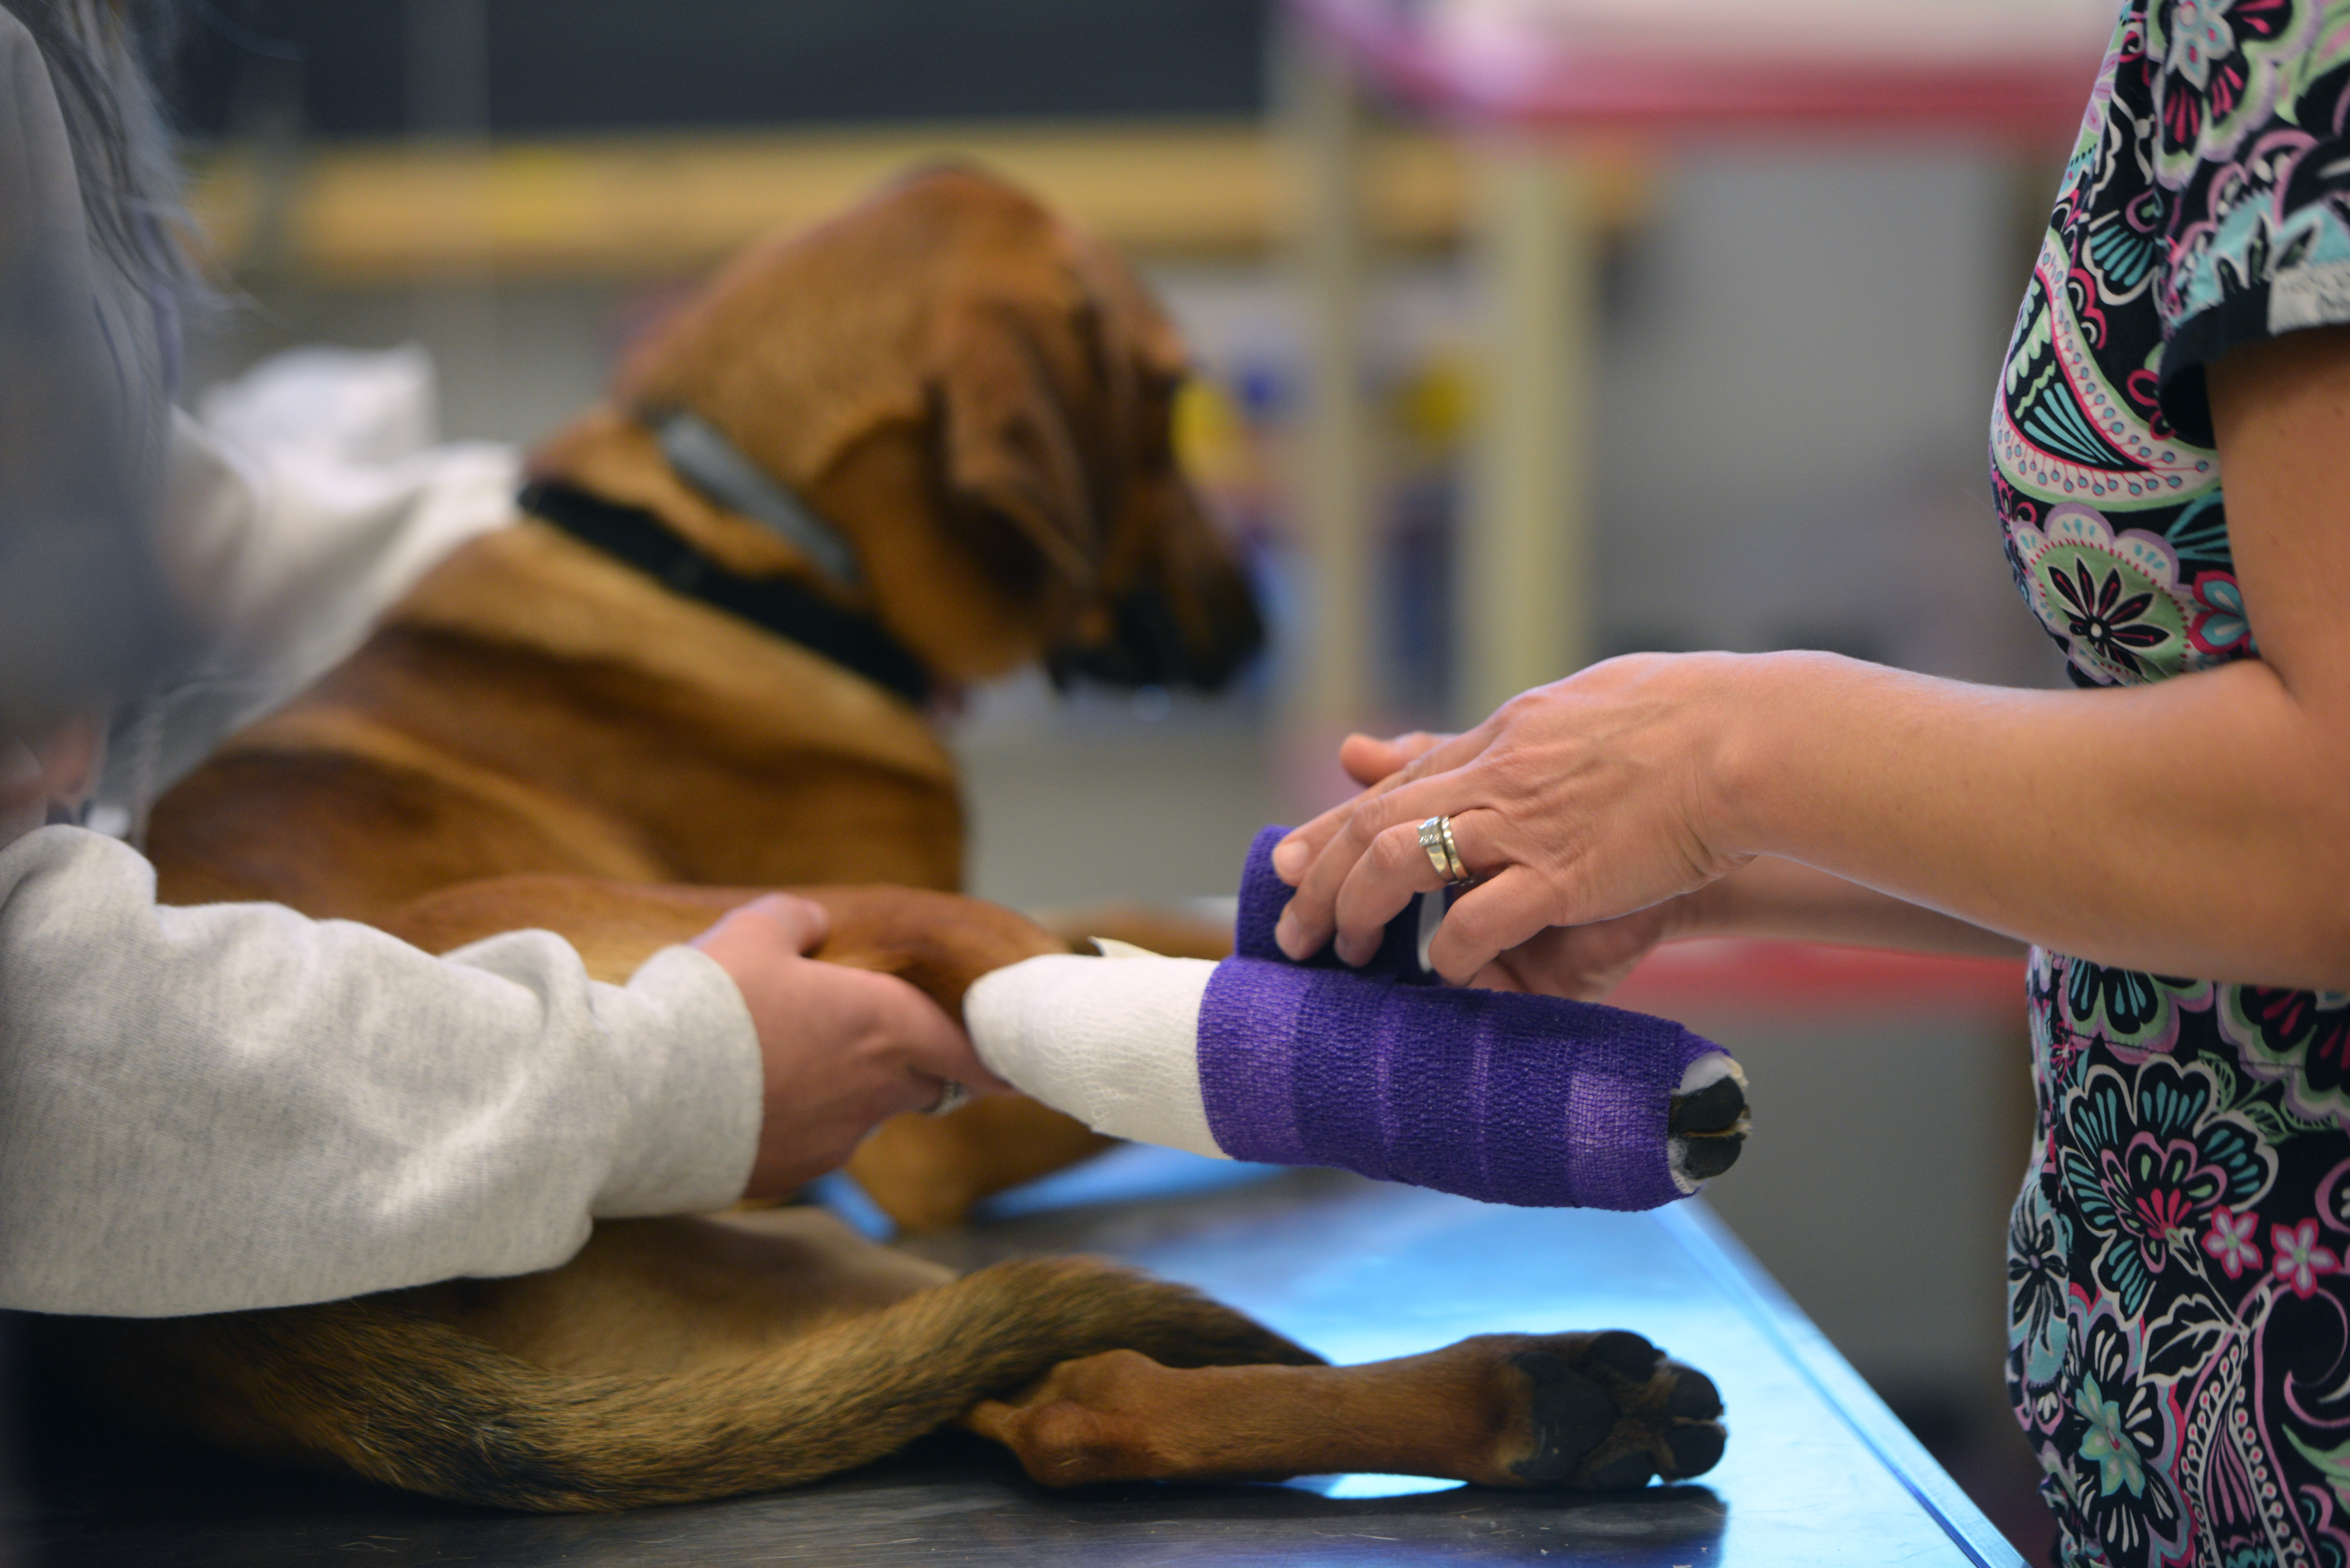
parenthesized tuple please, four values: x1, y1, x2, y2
(1048, 581, 1265, 694)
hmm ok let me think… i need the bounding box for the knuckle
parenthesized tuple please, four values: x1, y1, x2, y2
(1368, 826, 1415, 873)
(1496, 690, 1546, 727)
(1446, 901, 1499, 947)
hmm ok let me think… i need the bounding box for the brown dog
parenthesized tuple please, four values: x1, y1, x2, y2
(52, 873, 1728, 1508)
(75, 169, 1731, 1508)
(150, 164, 1261, 925)
(148, 165, 1261, 1227)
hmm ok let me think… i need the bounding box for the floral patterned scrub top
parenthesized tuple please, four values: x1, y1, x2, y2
(1995, 3, 2350, 1563)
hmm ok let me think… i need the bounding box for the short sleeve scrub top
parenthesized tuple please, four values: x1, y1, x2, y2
(1996, 4, 2350, 1563)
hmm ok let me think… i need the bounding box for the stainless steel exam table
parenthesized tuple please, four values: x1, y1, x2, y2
(10, 1148, 2025, 1566)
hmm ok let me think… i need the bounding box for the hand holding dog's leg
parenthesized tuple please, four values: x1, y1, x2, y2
(692, 894, 1011, 1200)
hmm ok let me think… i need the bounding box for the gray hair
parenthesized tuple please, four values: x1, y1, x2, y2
(4, 0, 197, 307)
(0, 0, 193, 735)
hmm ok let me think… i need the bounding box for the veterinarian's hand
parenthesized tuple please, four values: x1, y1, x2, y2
(1303, 725, 1694, 999)
(1269, 654, 1753, 987)
(693, 894, 1010, 1199)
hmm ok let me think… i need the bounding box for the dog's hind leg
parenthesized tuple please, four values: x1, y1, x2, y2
(963, 1330, 1726, 1491)
(54, 1255, 1313, 1512)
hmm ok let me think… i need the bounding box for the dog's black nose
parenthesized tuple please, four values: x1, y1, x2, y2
(1050, 579, 1265, 694)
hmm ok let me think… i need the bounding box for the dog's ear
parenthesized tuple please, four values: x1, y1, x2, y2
(1074, 231, 1191, 399)
(929, 298, 1101, 599)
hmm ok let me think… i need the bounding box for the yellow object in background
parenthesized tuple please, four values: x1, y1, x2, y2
(1392, 355, 1472, 458)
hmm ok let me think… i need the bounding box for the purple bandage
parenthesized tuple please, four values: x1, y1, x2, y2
(1233, 825, 1438, 979)
(1199, 826, 1720, 1210)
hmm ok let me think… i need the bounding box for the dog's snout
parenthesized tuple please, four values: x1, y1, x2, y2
(1049, 569, 1264, 694)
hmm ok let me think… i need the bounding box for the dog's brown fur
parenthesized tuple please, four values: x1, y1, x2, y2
(76, 170, 1727, 1511)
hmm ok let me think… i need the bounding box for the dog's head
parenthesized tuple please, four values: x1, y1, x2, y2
(533, 166, 1262, 697)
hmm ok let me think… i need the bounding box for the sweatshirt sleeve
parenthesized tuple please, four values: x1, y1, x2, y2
(0, 827, 763, 1318)
(93, 404, 519, 820)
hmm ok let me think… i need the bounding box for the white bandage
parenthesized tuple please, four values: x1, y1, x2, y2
(1678, 1052, 1744, 1097)
(962, 952, 1224, 1158)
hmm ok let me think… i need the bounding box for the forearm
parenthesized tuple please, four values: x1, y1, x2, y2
(1715, 651, 2350, 988)
(0, 829, 761, 1316)
(1677, 855, 2026, 958)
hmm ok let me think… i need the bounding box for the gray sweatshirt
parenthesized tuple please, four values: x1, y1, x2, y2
(0, 826, 763, 1317)
(0, 11, 765, 1319)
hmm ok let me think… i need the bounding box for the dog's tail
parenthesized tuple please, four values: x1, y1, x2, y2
(55, 1255, 1320, 1511)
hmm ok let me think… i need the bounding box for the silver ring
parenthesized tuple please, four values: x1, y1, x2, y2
(926, 1080, 973, 1118)
(1418, 815, 1470, 885)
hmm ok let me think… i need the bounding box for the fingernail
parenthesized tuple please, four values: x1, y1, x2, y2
(1274, 909, 1305, 959)
(1272, 839, 1305, 881)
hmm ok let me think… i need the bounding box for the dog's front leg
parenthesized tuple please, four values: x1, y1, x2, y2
(962, 1330, 1726, 1491)
(381, 873, 1119, 1231)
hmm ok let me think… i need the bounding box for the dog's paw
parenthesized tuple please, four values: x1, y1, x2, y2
(1488, 1330, 1726, 1489)
(1668, 1054, 1749, 1188)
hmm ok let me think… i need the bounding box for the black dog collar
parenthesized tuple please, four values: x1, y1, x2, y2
(517, 478, 931, 707)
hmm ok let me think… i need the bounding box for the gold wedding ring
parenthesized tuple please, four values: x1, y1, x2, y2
(1418, 814, 1470, 886)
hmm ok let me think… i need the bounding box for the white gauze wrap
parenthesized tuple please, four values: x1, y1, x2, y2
(962, 951, 1223, 1159)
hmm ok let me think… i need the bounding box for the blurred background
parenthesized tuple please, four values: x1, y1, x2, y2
(159, 0, 2098, 1554)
